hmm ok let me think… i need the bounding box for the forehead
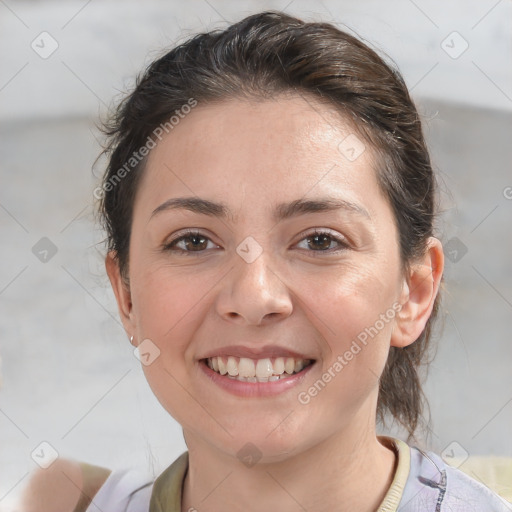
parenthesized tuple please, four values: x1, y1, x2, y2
(135, 94, 384, 220)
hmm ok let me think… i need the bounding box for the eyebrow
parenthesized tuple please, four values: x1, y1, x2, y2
(150, 196, 371, 222)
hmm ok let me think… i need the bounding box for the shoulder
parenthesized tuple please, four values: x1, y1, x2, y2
(399, 444, 512, 511)
(20, 458, 111, 512)
(20, 458, 154, 512)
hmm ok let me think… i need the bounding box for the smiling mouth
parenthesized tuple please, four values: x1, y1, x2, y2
(202, 356, 315, 383)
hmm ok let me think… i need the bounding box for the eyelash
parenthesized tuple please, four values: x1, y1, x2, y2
(162, 228, 349, 257)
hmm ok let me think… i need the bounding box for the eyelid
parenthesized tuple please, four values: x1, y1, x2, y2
(166, 227, 211, 241)
(295, 227, 346, 241)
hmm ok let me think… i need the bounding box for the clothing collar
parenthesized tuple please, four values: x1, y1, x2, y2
(149, 437, 411, 512)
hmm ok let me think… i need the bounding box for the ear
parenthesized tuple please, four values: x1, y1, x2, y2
(391, 237, 444, 348)
(105, 251, 137, 341)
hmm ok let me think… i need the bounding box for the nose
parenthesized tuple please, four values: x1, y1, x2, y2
(215, 250, 293, 326)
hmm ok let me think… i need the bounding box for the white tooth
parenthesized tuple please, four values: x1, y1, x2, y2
(227, 356, 239, 376)
(257, 376, 269, 382)
(238, 357, 256, 377)
(247, 377, 257, 383)
(218, 357, 228, 375)
(211, 357, 219, 372)
(273, 357, 285, 375)
(284, 357, 295, 374)
(294, 359, 304, 373)
(269, 375, 279, 381)
(255, 358, 273, 378)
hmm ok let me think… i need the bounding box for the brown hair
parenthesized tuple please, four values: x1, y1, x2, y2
(97, 11, 442, 439)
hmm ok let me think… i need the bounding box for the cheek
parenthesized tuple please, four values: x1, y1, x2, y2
(141, 359, 202, 435)
(294, 261, 398, 341)
(131, 264, 208, 341)
(129, 265, 213, 414)
(292, 262, 398, 395)
(133, 266, 207, 422)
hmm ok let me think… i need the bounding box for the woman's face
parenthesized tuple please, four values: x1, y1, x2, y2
(112, 94, 413, 461)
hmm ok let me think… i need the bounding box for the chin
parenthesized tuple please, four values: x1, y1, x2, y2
(212, 424, 311, 465)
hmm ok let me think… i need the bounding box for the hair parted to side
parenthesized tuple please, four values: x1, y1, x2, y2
(96, 11, 442, 439)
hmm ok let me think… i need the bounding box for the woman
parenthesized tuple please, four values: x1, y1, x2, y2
(21, 10, 512, 512)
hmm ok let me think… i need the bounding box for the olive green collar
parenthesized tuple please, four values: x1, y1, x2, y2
(149, 452, 189, 512)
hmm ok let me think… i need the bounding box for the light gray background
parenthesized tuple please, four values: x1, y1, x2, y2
(1, 0, 511, 507)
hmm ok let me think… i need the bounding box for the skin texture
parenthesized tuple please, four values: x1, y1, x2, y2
(106, 94, 444, 511)
(20, 459, 111, 512)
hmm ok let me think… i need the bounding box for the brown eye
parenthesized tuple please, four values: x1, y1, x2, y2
(295, 229, 349, 255)
(163, 230, 217, 255)
(178, 234, 209, 251)
(307, 233, 334, 251)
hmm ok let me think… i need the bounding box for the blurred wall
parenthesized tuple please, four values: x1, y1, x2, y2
(1, 0, 511, 120)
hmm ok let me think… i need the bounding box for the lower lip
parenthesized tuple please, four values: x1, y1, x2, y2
(198, 359, 315, 398)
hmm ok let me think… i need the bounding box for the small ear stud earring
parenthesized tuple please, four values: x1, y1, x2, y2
(130, 335, 134, 345)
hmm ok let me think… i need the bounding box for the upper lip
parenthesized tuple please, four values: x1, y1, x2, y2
(201, 345, 315, 360)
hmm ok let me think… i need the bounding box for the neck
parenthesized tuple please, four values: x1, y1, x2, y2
(181, 424, 397, 512)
